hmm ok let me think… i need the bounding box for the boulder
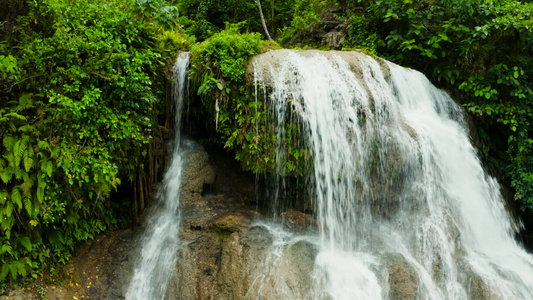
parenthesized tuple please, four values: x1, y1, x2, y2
(281, 210, 318, 232)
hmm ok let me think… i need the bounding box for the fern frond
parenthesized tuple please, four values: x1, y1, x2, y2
(15, 236, 32, 252)
(37, 140, 51, 152)
(0, 165, 12, 183)
(45, 160, 53, 177)
(11, 186, 22, 211)
(5, 112, 27, 121)
(16, 261, 27, 278)
(13, 139, 22, 167)
(23, 146, 35, 172)
(0, 243, 13, 255)
(14, 166, 24, 180)
(18, 124, 36, 133)
(23, 197, 32, 216)
(5, 151, 15, 168)
(36, 187, 44, 204)
(20, 180, 32, 196)
(17, 93, 34, 110)
(10, 260, 25, 280)
(0, 262, 9, 281)
(3, 135, 16, 152)
(0, 190, 7, 205)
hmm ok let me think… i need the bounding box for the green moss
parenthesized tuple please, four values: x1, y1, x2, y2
(213, 224, 233, 239)
(188, 23, 309, 177)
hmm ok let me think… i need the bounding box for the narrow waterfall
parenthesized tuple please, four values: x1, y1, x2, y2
(252, 50, 533, 299)
(126, 52, 190, 300)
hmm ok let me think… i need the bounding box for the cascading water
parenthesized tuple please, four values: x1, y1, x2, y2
(251, 50, 533, 299)
(126, 52, 190, 300)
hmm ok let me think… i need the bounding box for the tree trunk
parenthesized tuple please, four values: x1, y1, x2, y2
(256, 0, 272, 41)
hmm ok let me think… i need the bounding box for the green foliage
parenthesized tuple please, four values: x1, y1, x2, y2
(345, 0, 533, 209)
(189, 23, 306, 175)
(134, 0, 180, 29)
(0, 0, 183, 283)
(177, 0, 259, 40)
(175, 0, 315, 42)
(277, 0, 322, 46)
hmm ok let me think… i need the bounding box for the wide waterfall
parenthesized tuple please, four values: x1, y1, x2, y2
(126, 52, 190, 300)
(250, 50, 533, 299)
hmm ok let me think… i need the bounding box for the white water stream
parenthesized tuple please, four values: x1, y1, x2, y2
(126, 52, 190, 300)
(251, 50, 533, 299)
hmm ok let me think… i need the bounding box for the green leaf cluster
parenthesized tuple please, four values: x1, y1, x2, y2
(188, 24, 307, 176)
(0, 0, 183, 283)
(175, 0, 317, 42)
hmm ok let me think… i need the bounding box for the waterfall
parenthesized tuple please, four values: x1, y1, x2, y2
(251, 50, 533, 299)
(126, 52, 190, 300)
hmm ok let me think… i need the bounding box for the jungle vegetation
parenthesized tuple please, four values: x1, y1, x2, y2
(1, 0, 532, 288)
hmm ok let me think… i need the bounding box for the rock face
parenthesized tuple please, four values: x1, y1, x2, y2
(388, 261, 419, 300)
(281, 210, 318, 232)
(285, 5, 349, 49)
(167, 142, 318, 299)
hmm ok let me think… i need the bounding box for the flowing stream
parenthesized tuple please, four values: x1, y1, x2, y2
(251, 50, 533, 299)
(125, 52, 190, 300)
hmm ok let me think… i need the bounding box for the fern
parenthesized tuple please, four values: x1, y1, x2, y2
(20, 180, 32, 196)
(13, 139, 22, 167)
(23, 146, 35, 172)
(18, 124, 36, 133)
(42, 159, 53, 177)
(23, 197, 32, 216)
(4, 151, 15, 168)
(37, 140, 51, 152)
(21, 171, 30, 184)
(16, 94, 35, 111)
(0, 243, 13, 256)
(4, 200, 13, 218)
(3, 135, 16, 152)
(0, 190, 7, 205)
(15, 236, 32, 252)
(1, 217, 13, 239)
(11, 260, 26, 280)
(36, 175, 45, 203)
(14, 166, 24, 180)
(11, 187, 22, 212)
(13, 135, 29, 168)
(0, 263, 9, 281)
(36, 188, 44, 204)
(4, 112, 27, 122)
(0, 165, 12, 183)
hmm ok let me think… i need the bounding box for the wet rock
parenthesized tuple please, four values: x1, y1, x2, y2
(458, 259, 501, 300)
(281, 210, 318, 232)
(377, 253, 419, 300)
(217, 226, 274, 300)
(388, 261, 418, 300)
(278, 240, 319, 293)
(168, 143, 264, 299)
(181, 142, 216, 205)
(212, 210, 258, 235)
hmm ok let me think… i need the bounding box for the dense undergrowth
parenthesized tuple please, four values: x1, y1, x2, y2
(0, 0, 187, 285)
(188, 23, 309, 176)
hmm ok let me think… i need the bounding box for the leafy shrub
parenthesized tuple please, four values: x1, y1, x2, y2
(189, 23, 306, 176)
(0, 0, 183, 283)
